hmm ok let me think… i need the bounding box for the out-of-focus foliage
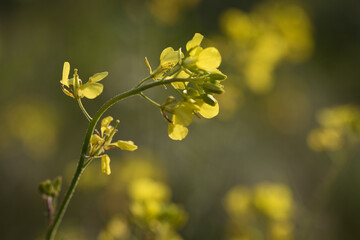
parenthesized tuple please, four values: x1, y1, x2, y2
(224, 182, 294, 240)
(1, 0, 359, 239)
(147, 0, 201, 25)
(218, 1, 313, 94)
(0, 99, 58, 159)
(307, 105, 360, 152)
(96, 154, 187, 240)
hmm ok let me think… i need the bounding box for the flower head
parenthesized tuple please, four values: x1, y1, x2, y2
(60, 61, 108, 99)
(90, 116, 138, 175)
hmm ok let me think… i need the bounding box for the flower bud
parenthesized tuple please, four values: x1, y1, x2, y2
(201, 83, 225, 94)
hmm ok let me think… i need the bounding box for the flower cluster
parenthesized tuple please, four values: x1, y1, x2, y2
(89, 116, 138, 175)
(147, 33, 227, 140)
(129, 178, 187, 240)
(224, 182, 294, 240)
(60, 61, 108, 99)
(307, 105, 360, 152)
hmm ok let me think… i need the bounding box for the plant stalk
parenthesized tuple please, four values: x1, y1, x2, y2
(46, 77, 188, 240)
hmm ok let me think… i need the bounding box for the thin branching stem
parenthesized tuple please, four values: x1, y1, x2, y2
(46, 77, 189, 240)
(77, 98, 92, 121)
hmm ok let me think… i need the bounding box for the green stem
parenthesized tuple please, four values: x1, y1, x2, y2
(46, 77, 189, 240)
(135, 75, 154, 88)
(139, 92, 161, 108)
(77, 98, 92, 121)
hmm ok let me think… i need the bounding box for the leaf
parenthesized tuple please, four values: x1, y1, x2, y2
(79, 82, 104, 99)
(186, 33, 204, 51)
(196, 47, 222, 70)
(168, 123, 188, 140)
(60, 62, 70, 87)
(112, 140, 138, 151)
(89, 72, 108, 83)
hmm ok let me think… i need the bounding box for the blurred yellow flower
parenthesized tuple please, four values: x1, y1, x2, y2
(253, 182, 293, 221)
(224, 186, 251, 217)
(307, 105, 360, 152)
(97, 217, 129, 240)
(129, 178, 170, 202)
(219, 1, 313, 94)
(148, 0, 201, 25)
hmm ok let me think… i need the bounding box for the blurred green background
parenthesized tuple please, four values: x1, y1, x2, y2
(0, 0, 359, 239)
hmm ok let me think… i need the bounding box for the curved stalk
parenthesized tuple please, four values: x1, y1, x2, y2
(77, 98, 92, 121)
(46, 77, 189, 240)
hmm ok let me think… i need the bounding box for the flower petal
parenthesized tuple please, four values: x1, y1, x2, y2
(173, 101, 199, 126)
(186, 33, 204, 51)
(79, 82, 104, 99)
(101, 154, 111, 175)
(112, 140, 138, 151)
(89, 72, 108, 83)
(160, 47, 180, 68)
(101, 116, 113, 136)
(171, 71, 189, 89)
(196, 99, 219, 119)
(196, 47, 222, 70)
(60, 62, 70, 87)
(168, 123, 188, 140)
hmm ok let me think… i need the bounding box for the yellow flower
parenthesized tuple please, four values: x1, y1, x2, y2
(184, 33, 222, 72)
(253, 182, 293, 221)
(167, 99, 219, 140)
(78, 71, 108, 99)
(90, 116, 138, 175)
(153, 47, 183, 80)
(60, 61, 108, 99)
(101, 154, 111, 175)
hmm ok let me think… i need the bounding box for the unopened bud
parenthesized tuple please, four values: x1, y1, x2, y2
(201, 94, 217, 106)
(201, 83, 225, 94)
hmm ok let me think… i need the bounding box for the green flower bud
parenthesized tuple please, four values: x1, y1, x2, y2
(201, 94, 217, 106)
(201, 83, 225, 94)
(208, 72, 227, 81)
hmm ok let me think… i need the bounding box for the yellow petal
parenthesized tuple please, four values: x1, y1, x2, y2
(196, 100, 219, 119)
(101, 154, 111, 175)
(160, 47, 179, 68)
(112, 140, 138, 151)
(89, 72, 108, 83)
(168, 123, 188, 140)
(90, 134, 103, 146)
(189, 46, 203, 57)
(171, 71, 189, 89)
(60, 62, 70, 87)
(173, 101, 199, 126)
(196, 47, 221, 70)
(101, 116, 113, 136)
(186, 33, 204, 51)
(79, 82, 103, 99)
